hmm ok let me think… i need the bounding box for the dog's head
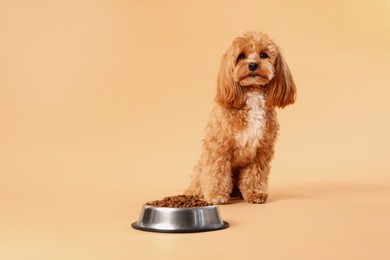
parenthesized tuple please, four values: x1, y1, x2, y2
(215, 31, 296, 108)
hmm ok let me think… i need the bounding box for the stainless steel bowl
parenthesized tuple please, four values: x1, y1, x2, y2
(131, 204, 229, 233)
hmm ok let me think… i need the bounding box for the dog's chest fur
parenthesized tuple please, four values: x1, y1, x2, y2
(233, 92, 266, 160)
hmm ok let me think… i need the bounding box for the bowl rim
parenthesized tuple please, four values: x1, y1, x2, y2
(143, 203, 218, 210)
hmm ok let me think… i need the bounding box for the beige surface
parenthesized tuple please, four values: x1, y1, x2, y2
(1, 1, 390, 259)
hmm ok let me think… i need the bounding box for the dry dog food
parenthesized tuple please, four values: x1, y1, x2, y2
(147, 195, 211, 208)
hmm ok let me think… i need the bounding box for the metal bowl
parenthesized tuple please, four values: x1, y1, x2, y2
(131, 204, 229, 233)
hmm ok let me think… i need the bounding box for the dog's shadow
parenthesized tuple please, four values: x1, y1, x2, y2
(226, 182, 389, 204)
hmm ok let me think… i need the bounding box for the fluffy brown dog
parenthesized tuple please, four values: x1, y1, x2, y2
(185, 31, 296, 204)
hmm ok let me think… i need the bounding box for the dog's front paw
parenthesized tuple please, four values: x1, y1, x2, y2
(243, 191, 268, 204)
(207, 194, 230, 205)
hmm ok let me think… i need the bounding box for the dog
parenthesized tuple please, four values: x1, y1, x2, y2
(185, 31, 296, 204)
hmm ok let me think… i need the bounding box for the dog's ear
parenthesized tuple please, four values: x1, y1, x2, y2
(215, 53, 245, 108)
(266, 50, 297, 108)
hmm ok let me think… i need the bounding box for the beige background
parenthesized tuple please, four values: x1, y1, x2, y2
(1, 0, 390, 259)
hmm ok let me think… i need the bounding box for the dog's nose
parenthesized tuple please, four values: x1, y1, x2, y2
(248, 62, 258, 71)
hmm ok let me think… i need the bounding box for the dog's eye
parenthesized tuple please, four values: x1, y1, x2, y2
(237, 53, 246, 60)
(260, 52, 269, 59)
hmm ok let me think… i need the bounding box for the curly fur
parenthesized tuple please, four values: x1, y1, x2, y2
(185, 31, 296, 204)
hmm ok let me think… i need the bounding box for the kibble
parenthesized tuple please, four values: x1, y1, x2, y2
(147, 195, 211, 208)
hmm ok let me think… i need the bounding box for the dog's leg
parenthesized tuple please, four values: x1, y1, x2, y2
(202, 157, 233, 205)
(238, 142, 274, 203)
(238, 162, 270, 204)
(238, 112, 278, 204)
